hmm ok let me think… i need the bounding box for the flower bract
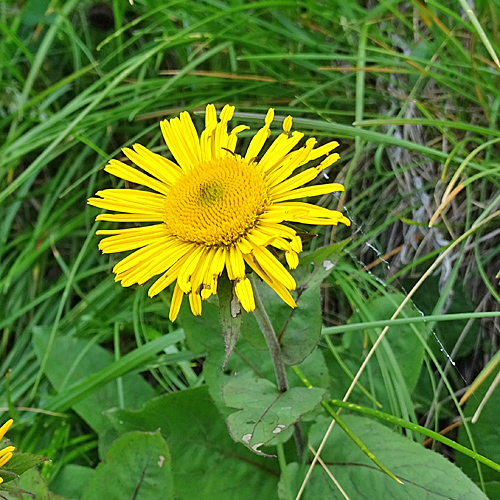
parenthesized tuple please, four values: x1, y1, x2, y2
(88, 105, 350, 321)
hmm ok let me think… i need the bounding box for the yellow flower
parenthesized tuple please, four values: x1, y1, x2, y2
(88, 105, 350, 321)
(0, 419, 15, 484)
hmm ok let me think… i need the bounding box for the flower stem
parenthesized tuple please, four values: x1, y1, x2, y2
(251, 275, 306, 460)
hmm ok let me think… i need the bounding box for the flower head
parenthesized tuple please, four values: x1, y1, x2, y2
(0, 419, 15, 484)
(89, 105, 350, 321)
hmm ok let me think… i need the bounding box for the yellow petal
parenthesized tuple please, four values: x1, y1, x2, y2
(148, 251, 191, 297)
(0, 451, 13, 468)
(285, 251, 299, 269)
(283, 115, 293, 134)
(160, 118, 194, 171)
(98, 225, 170, 253)
(122, 144, 183, 185)
(177, 245, 205, 293)
(180, 111, 201, 163)
(235, 277, 255, 312)
(259, 131, 305, 174)
(0, 420, 13, 441)
(188, 290, 202, 316)
(169, 283, 184, 321)
(244, 108, 274, 161)
(244, 253, 296, 308)
(272, 183, 345, 203)
(225, 245, 245, 280)
(104, 159, 170, 195)
(251, 244, 296, 290)
(96, 213, 163, 222)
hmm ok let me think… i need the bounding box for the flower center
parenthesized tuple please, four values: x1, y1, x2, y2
(163, 157, 269, 246)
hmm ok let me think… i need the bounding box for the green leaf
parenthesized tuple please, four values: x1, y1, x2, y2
(241, 277, 318, 366)
(105, 386, 280, 500)
(203, 322, 329, 419)
(0, 452, 48, 484)
(49, 465, 95, 500)
(484, 481, 500, 499)
(241, 244, 346, 366)
(457, 370, 500, 484)
(1, 468, 66, 500)
(32, 329, 156, 433)
(286, 415, 488, 499)
(223, 372, 324, 454)
(180, 300, 224, 355)
(82, 431, 173, 500)
(218, 273, 242, 368)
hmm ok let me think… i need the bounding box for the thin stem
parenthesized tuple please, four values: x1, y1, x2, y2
(251, 275, 306, 460)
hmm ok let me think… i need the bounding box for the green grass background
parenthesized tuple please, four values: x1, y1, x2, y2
(1, 0, 500, 498)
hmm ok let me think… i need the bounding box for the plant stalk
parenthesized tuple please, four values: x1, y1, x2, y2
(251, 275, 306, 460)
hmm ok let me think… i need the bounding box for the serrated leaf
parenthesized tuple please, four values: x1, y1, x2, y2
(223, 373, 324, 454)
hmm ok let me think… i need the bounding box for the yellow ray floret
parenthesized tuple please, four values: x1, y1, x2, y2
(0, 419, 14, 484)
(88, 105, 350, 321)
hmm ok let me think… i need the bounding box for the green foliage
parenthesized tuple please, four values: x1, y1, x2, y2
(32, 329, 156, 433)
(280, 415, 489, 500)
(223, 373, 324, 454)
(0, 452, 47, 485)
(327, 292, 427, 416)
(2, 0, 500, 497)
(2, 468, 66, 500)
(49, 465, 95, 500)
(82, 431, 173, 500)
(105, 387, 280, 500)
(457, 370, 500, 484)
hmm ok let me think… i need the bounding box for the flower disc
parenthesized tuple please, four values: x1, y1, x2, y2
(163, 157, 268, 246)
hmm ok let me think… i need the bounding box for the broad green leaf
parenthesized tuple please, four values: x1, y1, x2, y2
(82, 431, 173, 500)
(282, 415, 488, 499)
(49, 465, 95, 500)
(203, 323, 329, 419)
(278, 241, 348, 365)
(32, 329, 156, 433)
(457, 370, 500, 484)
(484, 481, 500, 499)
(240, 243, 346, 365)
(180, 300, 224, 355)
(242, 272, 321, 366)
(223, 372, 325, 454)
(0, 452, 48, 484)
(105, 386, 280, 500)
